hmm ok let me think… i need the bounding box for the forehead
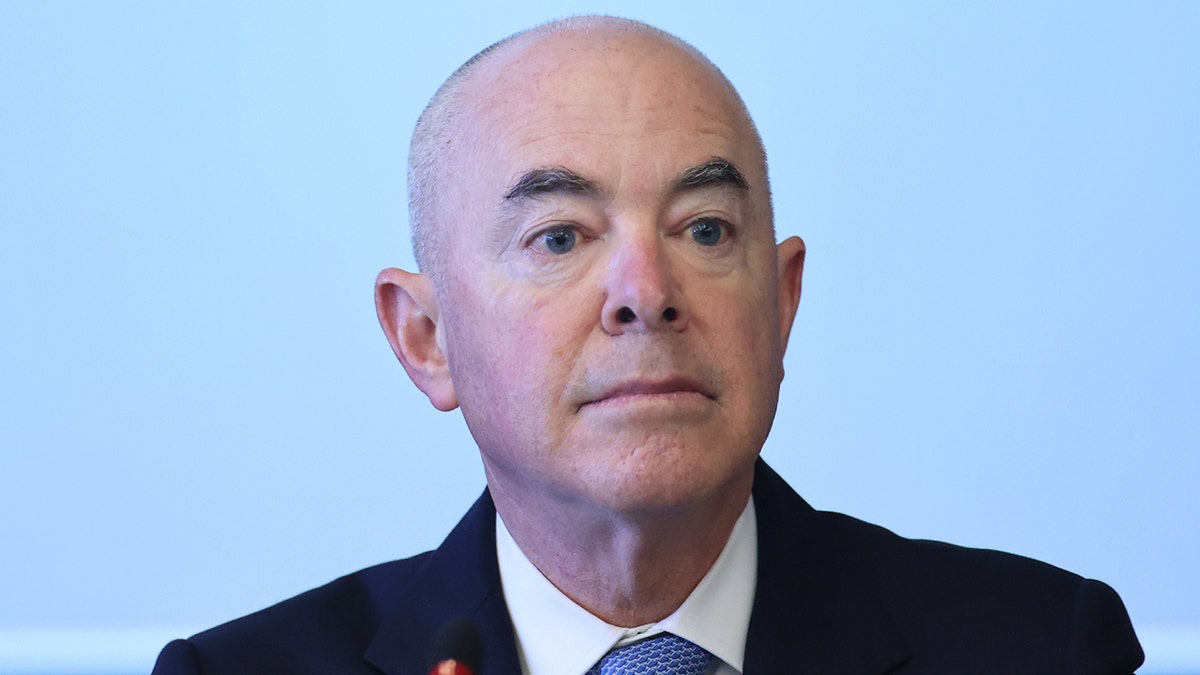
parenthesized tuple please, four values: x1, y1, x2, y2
(453, 30, 763, 199)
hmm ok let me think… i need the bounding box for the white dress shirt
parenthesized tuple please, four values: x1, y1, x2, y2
(496, 499, 758, 675)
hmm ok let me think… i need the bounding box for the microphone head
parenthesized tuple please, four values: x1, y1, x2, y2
(429, 618, 482, 674)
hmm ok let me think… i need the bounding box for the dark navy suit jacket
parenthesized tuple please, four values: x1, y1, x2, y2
(152, 461, 1143, 674)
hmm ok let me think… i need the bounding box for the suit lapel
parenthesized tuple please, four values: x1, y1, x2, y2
(744, 460, 910, 675)
(364, 490, 522, 675)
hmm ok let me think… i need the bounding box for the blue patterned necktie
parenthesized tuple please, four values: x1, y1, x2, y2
(586, 633, 713, 675)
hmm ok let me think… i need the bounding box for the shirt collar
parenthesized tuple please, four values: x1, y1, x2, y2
(496, 498, 758, 675)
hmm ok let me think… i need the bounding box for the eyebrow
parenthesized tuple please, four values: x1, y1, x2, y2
(674, 157, 750, 193)
(501, 157, 750, 204)
(503, 167, 601, 202)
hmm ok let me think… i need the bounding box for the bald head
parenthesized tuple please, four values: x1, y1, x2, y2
(406, 16, 770, 281)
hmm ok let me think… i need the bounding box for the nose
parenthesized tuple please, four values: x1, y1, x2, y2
(600, 234, 689, 335)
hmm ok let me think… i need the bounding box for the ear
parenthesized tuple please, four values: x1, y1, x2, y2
(374, 268, 459, 411)
(775, 236, 806, 353)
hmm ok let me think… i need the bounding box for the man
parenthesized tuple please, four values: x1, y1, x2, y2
(153, 16, 1143, 674)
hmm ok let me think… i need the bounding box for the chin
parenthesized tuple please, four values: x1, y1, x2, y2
(584, 442, 754, 515)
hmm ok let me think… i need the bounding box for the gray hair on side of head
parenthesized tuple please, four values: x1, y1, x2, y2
(406, 15, 770, 284)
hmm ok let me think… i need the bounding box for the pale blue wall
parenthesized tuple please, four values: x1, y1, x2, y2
(1, 2, 1197, 672)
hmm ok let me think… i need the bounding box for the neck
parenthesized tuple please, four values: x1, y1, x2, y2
(486, 465, 753, 627)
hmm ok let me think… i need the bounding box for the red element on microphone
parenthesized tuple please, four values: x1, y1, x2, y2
(428, 619, 482, 675)
(429, 660, 475, 675)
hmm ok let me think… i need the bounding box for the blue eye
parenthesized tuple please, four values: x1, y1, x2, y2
(690, 219, 724, 246)
(541, 226, 576, 254)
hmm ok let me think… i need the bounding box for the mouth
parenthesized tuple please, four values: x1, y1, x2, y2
(583, 376, 716, 408)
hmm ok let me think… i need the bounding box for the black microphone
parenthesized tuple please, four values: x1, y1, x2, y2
(427, 618, 482, 675)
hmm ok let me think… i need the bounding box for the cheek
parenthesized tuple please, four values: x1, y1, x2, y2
(446, 287, 589, 427)
(707, 276, 785, 397)
(707, 268, 781, 341)
(501, 283, 588, 359)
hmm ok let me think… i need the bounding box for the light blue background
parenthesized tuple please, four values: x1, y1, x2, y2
(2, 2, 1197, 673)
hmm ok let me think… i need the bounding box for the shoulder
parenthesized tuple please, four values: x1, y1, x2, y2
(810, 505, 1145, 672)
(818, 510, 1143, 671)
(152, 553, 431, 675)
(152, 490, 507, 675)
(815, 508, 1090, 620)
(755, 459, 1116, 613)
(750, 460, 1143, 671)
(816, 507, 1084, 600)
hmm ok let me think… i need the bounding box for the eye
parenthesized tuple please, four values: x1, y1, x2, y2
(689, 218, 726, 247)
(538, 225, 577, 254)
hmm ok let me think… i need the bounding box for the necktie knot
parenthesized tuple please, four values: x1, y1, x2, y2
(587, 633, 713, 675)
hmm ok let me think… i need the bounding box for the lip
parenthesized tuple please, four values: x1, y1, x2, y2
(583, 376, 715, 407)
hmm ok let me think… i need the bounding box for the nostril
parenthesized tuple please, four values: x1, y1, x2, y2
(617, 307, 636, 323)
(663, 307, 678, 322)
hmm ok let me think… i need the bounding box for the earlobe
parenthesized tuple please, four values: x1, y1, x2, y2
(775, 236, 806, 353)
(374, 268, 459, 412)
